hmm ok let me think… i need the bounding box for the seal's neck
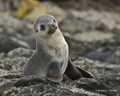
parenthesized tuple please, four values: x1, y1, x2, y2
(36, 38, 45, 53)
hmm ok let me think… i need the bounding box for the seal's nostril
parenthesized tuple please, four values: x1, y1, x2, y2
(49, 24, 57, 29)
(50, 24, 55, 28)
(41, 25, 45, 30)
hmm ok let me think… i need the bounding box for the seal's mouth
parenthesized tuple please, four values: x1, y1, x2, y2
(48, 26, 57, 34)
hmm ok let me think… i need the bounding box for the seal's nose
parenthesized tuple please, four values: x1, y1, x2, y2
(41, 25, 46, 30)
(50, 24, 55, 28)
(49, 24, 57, 29)
(48, 24, 57, 34)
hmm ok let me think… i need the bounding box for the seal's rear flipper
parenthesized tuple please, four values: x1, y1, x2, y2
(76, 67, 93, 78)
(65, 58, 83, 80)
(46, 61, 63, 83)
(65, 58, 93, 80)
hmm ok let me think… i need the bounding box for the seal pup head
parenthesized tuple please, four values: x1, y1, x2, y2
(34, 14, 58, 37)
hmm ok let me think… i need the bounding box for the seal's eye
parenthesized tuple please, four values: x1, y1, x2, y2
(41, 25, 45, 30)
(53, 19, 56, 23)
(35, 29, 38, 33)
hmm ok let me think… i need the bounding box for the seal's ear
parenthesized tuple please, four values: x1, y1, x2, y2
(65, 58, 93, 80)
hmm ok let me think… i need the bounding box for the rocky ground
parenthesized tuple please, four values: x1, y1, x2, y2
(0, 0, 120, 96)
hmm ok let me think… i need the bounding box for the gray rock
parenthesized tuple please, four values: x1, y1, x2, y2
(0, 14, 21, 25)
(0, 0, 19, 12)
(0, 35, 30, 53)
(0, 56, 119, 96)
(0, 56, 27, 71)
(86, 46, 120, 64)
(19, 36, 36, 49)
(43, 1, 66, 22)
(59, 10, 107, 33)
(0, 13, 33, 37)
(0, 69, 8, 77)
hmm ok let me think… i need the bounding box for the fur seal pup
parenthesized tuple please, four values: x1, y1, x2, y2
(24, 14, 93, 82)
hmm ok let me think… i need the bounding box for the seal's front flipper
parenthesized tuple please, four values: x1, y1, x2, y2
(65, 58, 93, 80)
(65, 58, 83, 80)
(46, 61, 63, 83)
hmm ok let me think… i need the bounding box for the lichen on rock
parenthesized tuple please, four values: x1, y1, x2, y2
(17, 0, 48, 19)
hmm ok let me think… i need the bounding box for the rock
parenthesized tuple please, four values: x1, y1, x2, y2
(74, 78, 116, 96)
(57, 10, 120, 56)
(0, 52, 5, 60)
(0, 35, 30, 53)
(43, 1, 66, 22)
(7, 47, 34, 58)
(86, 46, 120, 64)
(0, 0, 20, 13)
(17, 0, 47, 19)
(59, 9, 120, 33)
(0, 13, 33, 36)
(0, 69, 20, 86)
(0, 69, 8, 77)
(0, 56, 27, 71)
(0, 76, 110, 96)
(19, 36, 36, 49)
(0, 82, 15, 96)
(64, 29, 120, 56)
(0, 14, 21, 26)
(73, 31, 113, 42)
(0, 55, 119, 96)
(59, 10, 107, 33)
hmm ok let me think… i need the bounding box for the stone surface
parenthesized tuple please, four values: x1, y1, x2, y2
(19, 36, 36, 49)
(0, 56, 119, 96)
(86, 46, 120, 64)
(43, 1, 66, 22)
(0, 35, 30, 53)
(58, 10, 120, 56)
(17, 0, 47, 19)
